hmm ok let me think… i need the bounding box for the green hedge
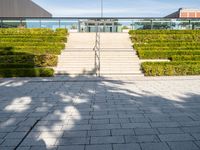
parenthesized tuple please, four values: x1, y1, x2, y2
(0, 28, 55, 35)
(0, 55, 58, 67)
(171, 55, 200, 61)
(137, 50, 200, 59)
(0, 37, 67, 42)
(0, 68, 54, 77)
(0, 28, 68, 77)
(0, 48, 62, 55)
(141, 62, 200, 76)
(129, 30, 200, 34)
(0, 63, 34, 68)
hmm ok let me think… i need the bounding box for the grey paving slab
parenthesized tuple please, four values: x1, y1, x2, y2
(113, 143, 141, 150)
(167, 141, 200, 150)
(158, 133, 195, 142)
(140, 142, 170, 150)
(91, 136, 124, 144)
(125, 135, 160, 143)
(85, 144, 112, 150)
(0, 76, 200, 149)
(57, 145, 84, 150)
(157, 128, 184, 134)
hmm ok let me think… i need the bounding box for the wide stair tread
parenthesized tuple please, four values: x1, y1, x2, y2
(55, 33, 143, 76)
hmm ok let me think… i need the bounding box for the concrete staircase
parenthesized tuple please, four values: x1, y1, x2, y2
(54, 33, 143, 77)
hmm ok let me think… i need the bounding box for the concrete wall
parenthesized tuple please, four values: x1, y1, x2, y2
(0, 0, 52, 17)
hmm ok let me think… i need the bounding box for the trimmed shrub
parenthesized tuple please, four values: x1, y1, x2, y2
(0, 28, 68, 77)
(0, 68, 54, 77)
(0, 63, 34, 68)
(141, 62, 200, 76)
(171, 55, 200, 61)
(137, 50, 200, 59)
(0, 55, 58, 67)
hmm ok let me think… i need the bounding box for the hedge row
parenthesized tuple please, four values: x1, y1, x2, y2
(0, 68, 54, 77)
(0, 28, 56, 35)
(141, 62, 200, 76)
(0, 37, 67, 42)
(129, 30, 200, 34)
(137, 50, 200, 59)
(0, 48, 62, 55)
(134, 42, 200, 47)
(171, 55, 200, 61)
(0, 28, 68, 77)
(0, 55, 58, 67)
(135, 47, 200, 51)
(0, 42, 65, 47)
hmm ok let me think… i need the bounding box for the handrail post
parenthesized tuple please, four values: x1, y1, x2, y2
(93, 20, 101, 77)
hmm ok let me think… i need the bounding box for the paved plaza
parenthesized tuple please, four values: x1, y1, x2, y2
(0, 76, 200, 150)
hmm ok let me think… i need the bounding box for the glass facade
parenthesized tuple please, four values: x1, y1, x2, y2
(0, 18, 200, 32)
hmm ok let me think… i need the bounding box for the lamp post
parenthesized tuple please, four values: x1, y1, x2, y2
(101, 0, 103, 18)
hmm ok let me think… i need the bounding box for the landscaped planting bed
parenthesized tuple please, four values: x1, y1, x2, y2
(0, 28, 68, 77)
(129, 30, 200, 76)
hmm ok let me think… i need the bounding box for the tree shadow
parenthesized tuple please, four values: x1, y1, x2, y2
(0, 76, 200, 149)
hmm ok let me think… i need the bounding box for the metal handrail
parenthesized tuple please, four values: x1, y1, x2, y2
(93, 21, 101, 77)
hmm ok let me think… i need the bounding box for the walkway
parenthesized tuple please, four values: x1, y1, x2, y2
(0, 76, 200, 150)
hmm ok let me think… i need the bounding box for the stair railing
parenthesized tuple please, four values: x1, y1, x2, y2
(93, 21, 101, 77)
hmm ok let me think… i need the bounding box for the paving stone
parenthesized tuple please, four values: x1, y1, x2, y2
(168, 141, 199, 150)
(91, 136, 124, 144)
(21, 138, 57, 146)
(89, 119, 109, 124)
(0, 147, 16, 150)
(158, 134, 195, 142)
(195, 141, 200, 148)
(125, 135, 160, 143)
(88, 130, 111, 137)
(110, 118, 130, 124)
(62, 131, 87, 137)
(57, 145, 84, 150)
(5, 131, 27, 139)
(150, 122, 180, 128)
(64, 124, 91, 131)
(157, 128, 184, 134)
(111, 129, 135, 136)
(0, 133, 7, 138)
(57, 137, 90, 145)
(113, 143, 141, 150)
(140, 142, 170, 150)
(1, 139, 21, 147)
(192, 133, 200, 140)
(134, 128, 158, 135)
(18, 147, 31, 150)
(131, 116, 150, 123)
(181, 127, 200, 133)
(30, 146, 57, 150)
(148, 116, 171, 122)
(92, 124, 121, 130)
(121, 123, 151, 129)
(85, 144, 112, 150)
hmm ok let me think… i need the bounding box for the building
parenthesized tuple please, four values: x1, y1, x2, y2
(166, 8, 200, 18)
(0, 0, 52, 17)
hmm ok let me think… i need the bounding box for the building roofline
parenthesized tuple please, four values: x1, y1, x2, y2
(30, 0, 52, 17)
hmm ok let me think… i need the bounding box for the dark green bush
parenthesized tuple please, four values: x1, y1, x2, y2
(137, 50, 200, 59)
(0, 55, 58, 67)
(0, 63, 34, 68)
(0, 28, 68, 77)
(141, 62, 200, 76)
(0, 68, 54, 77)
(171, 55, 200, 61)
